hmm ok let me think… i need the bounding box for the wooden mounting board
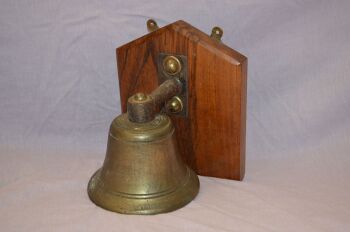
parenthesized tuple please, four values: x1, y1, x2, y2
(116, 20, 247, 180)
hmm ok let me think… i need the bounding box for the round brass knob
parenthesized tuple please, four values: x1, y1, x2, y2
(134, 92, 147, 101)
(166, 96, 183, 114)
(163, 56, 182, 75)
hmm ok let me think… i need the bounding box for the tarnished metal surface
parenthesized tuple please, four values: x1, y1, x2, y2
(127, 78, 182, 123)
(157, 53, 188, 117)
(88, 57, 198, 214)
(126, 93, 155, 123)
(146, 19, 159, 32)
(165, 96, 183, 114)
(210, 26, 223, 42)
(162, 55, 182, 75)
(87, 113, 199, 214)
(150, 77, 182, 107)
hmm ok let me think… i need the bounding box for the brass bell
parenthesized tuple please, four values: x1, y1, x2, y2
(88, 78, 199, 214)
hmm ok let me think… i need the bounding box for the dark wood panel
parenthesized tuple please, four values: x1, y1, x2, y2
(117, 20, 247, 180)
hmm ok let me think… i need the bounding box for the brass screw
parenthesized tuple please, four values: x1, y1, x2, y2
(147, 19, 159, 32)
(134, 92, 147, 101)
(210, 26, 223, 41)
(166, 96, 183, 114)
(163, 56, 182, 75)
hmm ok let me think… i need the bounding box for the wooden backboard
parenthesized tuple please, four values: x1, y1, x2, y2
(116, 20, 247, 180)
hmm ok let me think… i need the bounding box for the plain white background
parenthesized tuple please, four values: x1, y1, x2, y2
(1, 1, 349, 231)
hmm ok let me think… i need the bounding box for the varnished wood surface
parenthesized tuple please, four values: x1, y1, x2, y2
(117, 20, 247, 180)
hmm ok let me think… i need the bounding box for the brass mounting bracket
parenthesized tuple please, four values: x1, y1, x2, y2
(157, 53, 188, 117)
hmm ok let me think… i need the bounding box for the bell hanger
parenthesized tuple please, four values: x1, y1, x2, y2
(88, 19, 247, 214)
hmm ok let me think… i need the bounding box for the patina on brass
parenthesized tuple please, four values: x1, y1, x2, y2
(158, 53, 188, 117)
(147, 19, 159, 32)
(127, 78, 183, 123)
(166, 96, 183, 114)
(163, 55, 182, 75)
(210, 26, 223, 42)
(87, 76, 199, 215)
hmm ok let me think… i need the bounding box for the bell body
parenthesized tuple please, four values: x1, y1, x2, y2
(88, 114, 199, 214)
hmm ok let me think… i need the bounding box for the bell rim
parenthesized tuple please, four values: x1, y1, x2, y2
(87, 167, 199, 215)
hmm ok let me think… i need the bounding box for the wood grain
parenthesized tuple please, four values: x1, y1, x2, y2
(117, 20, 247, 180)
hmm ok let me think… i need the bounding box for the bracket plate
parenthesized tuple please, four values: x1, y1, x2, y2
(157, 53, 188, 117)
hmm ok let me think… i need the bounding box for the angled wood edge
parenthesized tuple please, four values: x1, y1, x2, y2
(117, 20, 247, 65)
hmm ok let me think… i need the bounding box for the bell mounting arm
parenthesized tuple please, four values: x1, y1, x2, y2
(127, 78, 183, 123)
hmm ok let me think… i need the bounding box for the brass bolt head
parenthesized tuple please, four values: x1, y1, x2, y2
(163, 56, 182, 75)
(134, 92, 147, 101)
(166, 96, 183, 114)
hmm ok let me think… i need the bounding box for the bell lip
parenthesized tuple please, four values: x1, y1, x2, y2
(109, 113, 174, 142)
(87, 167, 200, 215)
